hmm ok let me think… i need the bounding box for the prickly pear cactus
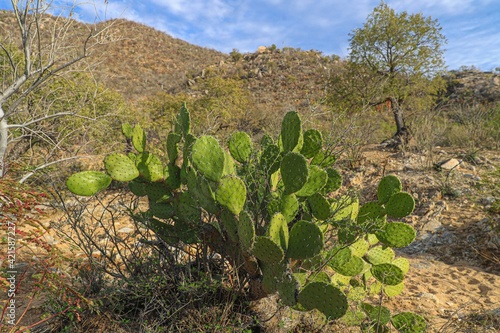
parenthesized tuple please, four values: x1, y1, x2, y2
(67, 104, 422, 331)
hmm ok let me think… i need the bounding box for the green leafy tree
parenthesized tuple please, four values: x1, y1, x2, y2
(332, 1, 447, 144)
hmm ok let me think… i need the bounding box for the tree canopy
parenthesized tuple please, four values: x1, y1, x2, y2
(329, 1, 447, 144)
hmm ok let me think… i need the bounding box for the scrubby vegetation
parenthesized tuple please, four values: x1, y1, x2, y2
(1, 1, 499, 332)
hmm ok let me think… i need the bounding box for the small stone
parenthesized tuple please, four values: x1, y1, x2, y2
(481, 197, 496, 206)
(118, 227, 134, 234)
(438, 158, 462, 170)
(463, 173, 475, 179)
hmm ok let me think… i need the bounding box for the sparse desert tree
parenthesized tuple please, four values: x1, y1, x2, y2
(330, 1, 447, 145)
(0, 0, 115, 180)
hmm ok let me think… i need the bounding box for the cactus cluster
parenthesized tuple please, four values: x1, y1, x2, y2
(66, 103, 425, 332)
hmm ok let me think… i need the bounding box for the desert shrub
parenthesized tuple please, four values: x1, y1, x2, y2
(66, 104, 426, 332)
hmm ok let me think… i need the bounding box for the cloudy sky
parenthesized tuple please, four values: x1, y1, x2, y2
(1, 0, 499, 71)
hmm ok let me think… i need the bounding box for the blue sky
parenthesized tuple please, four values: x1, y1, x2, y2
(1, 0, 499, 71)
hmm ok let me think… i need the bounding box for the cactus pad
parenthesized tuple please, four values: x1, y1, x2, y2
(191, 135, 225, 182)
(238, 210, 256, 252)
(385, 192, 415, 218)
(310, 150, 336, 168)
(277, 273, 299, 306)
(220, 210, 239, 243)
(298, 282, 348, 320)
(384, 282, 405, 297)
(132, 124, 146, 153)
(377, 175, 402, 204)
(260, 144, 281, 175)
(307, 193, 331, 220)
(349, 238, 370, 257)
(128, 180, 147, 196)
(281, 152, 309, 195)
(281, 111, 302, 153)
(331, 196, 359, 222)
(104, 152, 140, 182)
(66, 171, 112, 196)
(391, 312, 427, 333)
(366, 246, 395, 265)
(175, 102, 190, 137)
(361, 303, 391, 325)
(371, 263, 405, 286)
(148, 201, 175, 219)
(392, 257, 410, 275)
(268, 213, 289, 250)
(301, 129, 322, 158)
(121, 123, 133, 138)
(166, 132, 182, 165)
(376, 222, 416, 248)
(357, 201, 386, 225)
(261, 261, 287, 293)
(287, 220, 324, 259)
(252, 236, 285, 264)
(295, 165, 327, 197)
(215, 175, 246, 215)
(281, 194, 299, 222)
(323, 168, 342, 194)
(164, 164, 181, 190)
(229, 131, 253, 163)
(174, 191, 201, 223)
(136, 152, 164, 182)
(144, 182, 171, 202)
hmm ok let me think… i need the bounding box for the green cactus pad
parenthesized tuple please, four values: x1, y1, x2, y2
(148, 218, 176, 244)
(132, 124, 146, 153)
(175, 102, 191, 137)
(287, 220, 324, 260)
(252, 236, 285, 264)
(310, 150, 336, 168)
(384, 282, 405, 297)
(281, 194, 299, 222)
(392, 257, 410, 275)
(104, 152, 140, 182)
(121, 123, 133, 138)
(376, 222, 416, 248)
(148, 201, 175, 219)
(340, 309, 366, 326)
(144, 182, 171, 202)
(357, 202, 386, 224)
(174, 191, 201, 223)
(66, 171, 112, 196)
(377, 175, 402, 204)
(391, 312, 427, 333)
(164, 164, 181, 190)
(365, 246, 395, 265)
(191, 135, 225, 182)
(307, 193, 331, 220)
(220, 210, 239, 243)
(268, 213, 289, 250)
(298, 282, 348, 320)
(371, 263, 404, 286)
(277, 273, 299, 306)
(331, 273, 351, 287)
(322, 168, 342, 194)
(173, 219, 200, 244)
(136, 152, 164, 182)
(385, 192, 415, 218)
(228, 131, 253, 163)
(281, 111, 302, 153)
(349, 238, 370, 257)
(361, 303, 391, 325)
(128, 180, 147, 196)
(166, 132, 182, 165)
(328, 247, 359, 277)
(331, 196, 359, 222)
(347, 286, 367, 301)
(260, 144, 281, 175)
(295, 165, 328, 197)
(367, 233, 380, 246)
(215, 175, 246, 215)
(301, 129, 323, 158)
(260, 133, 274, 148)
(261, 261, 287, 293)
(222, 151, 236, 176)
(238, 211, 256, 252)
(281, 152, 309, 195)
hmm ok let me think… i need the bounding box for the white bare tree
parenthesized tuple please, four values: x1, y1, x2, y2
(0, 0, 115, 180)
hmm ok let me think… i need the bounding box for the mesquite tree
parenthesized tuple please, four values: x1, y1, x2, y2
(331, 1, 447, 145)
